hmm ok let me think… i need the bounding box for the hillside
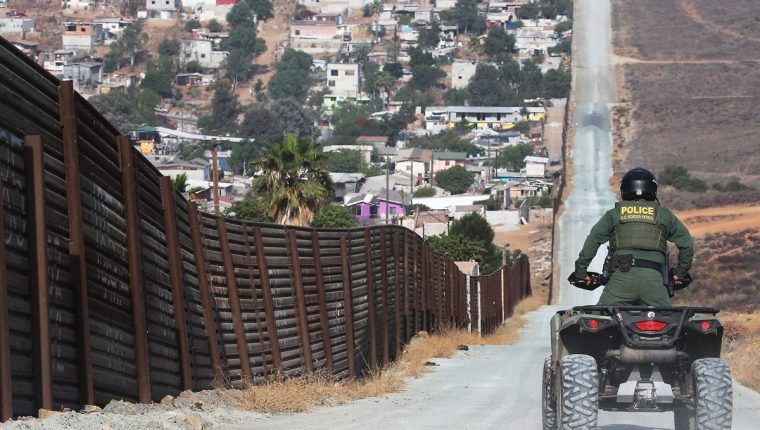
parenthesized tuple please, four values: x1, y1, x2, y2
(610, 0, 760, 210)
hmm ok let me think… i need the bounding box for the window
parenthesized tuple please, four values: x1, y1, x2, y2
(330, 69, 339, 76)
(81, 28, 86, 32)
(200, 54, 206, 58)
(345, 69, 355, 76)
(445, 160, 451, 166)
(328, 80, 336, 86)
(295, 29, 301, 35)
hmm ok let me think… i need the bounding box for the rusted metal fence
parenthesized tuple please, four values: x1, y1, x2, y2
(0, 38, 531, 419)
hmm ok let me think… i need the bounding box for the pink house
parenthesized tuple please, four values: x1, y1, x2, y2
(344, 189, 407, 221)
(431, 151, 468, 173)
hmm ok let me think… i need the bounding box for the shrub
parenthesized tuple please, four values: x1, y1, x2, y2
(413, 187, 437, 197)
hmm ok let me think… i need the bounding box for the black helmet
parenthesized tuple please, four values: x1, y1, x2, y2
(620, 167, 657, 201)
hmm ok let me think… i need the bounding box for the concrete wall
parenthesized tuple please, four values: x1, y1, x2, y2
(485, 210, 519, 226)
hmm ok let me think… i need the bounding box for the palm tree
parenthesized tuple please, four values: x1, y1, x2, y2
(172, 173, 188, 193)
(252, 135, 334, 226)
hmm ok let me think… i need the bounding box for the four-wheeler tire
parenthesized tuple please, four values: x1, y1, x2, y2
(557, 354, 598, 430)
(542, 356, 557, 430)
(674, 358, 732, 430)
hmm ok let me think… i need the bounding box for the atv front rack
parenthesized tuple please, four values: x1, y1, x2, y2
(572, 305, 719, 315)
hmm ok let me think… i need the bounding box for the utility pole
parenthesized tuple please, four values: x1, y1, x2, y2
(210, 139, 220, 216)
(385, 154, 390, 224)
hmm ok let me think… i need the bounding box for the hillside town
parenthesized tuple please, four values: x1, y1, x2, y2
(1, 0, 571, 252)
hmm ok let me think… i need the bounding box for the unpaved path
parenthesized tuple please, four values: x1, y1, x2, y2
(675, 205, 760, 237)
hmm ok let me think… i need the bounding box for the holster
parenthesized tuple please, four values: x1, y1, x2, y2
(616, 254, 633, 272)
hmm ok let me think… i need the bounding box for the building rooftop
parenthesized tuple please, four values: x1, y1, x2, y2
(433, 151, 468, 160)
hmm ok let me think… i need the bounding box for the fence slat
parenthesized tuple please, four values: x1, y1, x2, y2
(364, 229, 377, 369)
(393, 231, 401, 357)
(253, 226, 282, 376)
(287, 229, 313, 373)
(340, 233, 356, 378)
(379, 228, 389, 365)
(0, 179, 12, 420)
(58, 80, 94, 405)
(217, 219, 253, 383)
(311, 230, 333, 376)
(160, 177, 192, 390)
(24, 136, 52, 411)
(187, 203, 223, 386)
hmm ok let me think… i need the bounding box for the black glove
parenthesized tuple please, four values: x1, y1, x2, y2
(567, 272, 604, 291)
(668, 268, 693, 293)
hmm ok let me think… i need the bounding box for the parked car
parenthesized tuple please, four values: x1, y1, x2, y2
(6, 9, 26, 17)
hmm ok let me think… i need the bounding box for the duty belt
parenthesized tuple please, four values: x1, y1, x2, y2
(629, 258, 663, 273)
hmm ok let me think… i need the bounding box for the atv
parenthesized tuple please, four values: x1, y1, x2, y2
(543, 303, 732, 430)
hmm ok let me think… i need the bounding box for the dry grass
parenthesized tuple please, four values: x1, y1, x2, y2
(230, 296, 541, 413)
(720, 312, 760, 392)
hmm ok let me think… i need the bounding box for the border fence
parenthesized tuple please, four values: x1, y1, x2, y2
(0, 38, 531, 419)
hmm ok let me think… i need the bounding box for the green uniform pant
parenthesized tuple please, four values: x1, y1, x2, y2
(597, 267, 671, 306)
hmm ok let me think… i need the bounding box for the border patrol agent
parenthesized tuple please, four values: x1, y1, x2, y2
(573, 167, 694, 306)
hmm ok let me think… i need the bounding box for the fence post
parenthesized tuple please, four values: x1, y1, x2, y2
(339, 233, 356, 378)
(24, 137, 53, 411)
(0, 180, 12, 420)
(287, 229, 313, 373)
(159, 177, 193, 390)
(393, 231, 401, 357)
(403, 230, 411, 341)
(448, 260, 455, 325)
(187, 204, 223, 386)
(412, 234, 419, 334)
(217, 219, 253, 383)
(379, 228, 389, 365)
(253, 226, 282, 376)
(420, 243, 428, 333)
(364, 229, 377, 369)
(117, 136, 152, 401)
(311, 230, 333, 376)
(58, 80, 94, 405)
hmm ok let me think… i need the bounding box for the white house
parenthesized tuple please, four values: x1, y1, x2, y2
(93, 18, 133, 45)
(146, 0, 178, 19)
(326, 63, 360, 97)
(524, 155, 549, 177)
(62, 22, 103, 53)
(0, 18, 35, 36)
(450, 60, 478, 89)
(180, 38, 229, 70)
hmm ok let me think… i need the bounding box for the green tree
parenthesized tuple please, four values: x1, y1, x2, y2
(157, 38, 180, 57)
(172, 173, 188, 193)
(468, 63, 517, 106)
(543, 65, 571, 98)
(547, 39, 571, 56)
(268, 49, 314, 101)
(517, 2, 541, 19)
(247, 0, 274, 21)
(88, 92, 143, 134)
(413, 187, 436, 197)
(659, 165, 708, 192)
(408, 47, 436, 67)
(103, 20, 147, 72)
(383, 62, 404, 79)
(311, 205, 358, 228)
(449, 212, 503, 272)
(498, 143, 534, 170)
(222, 25, 267, 85)
(204, 79, 239, 135)
(444, 88, 470, 105)
(141, 66, 174, 97)
(511, 120, 531, 134)
(518, 59, 544, 99)
(272, 98, 316, 139)
(483, 26, 516, 57)
(239, 105, 283, 143)
(418, 22, 441, 49)
(185, 19, 202, 32)
(427, 234, 487, 265)
(445, 0, 486, 35)
(322, 149, 368, 173)
(554, 19, 573, 35)
(409, 65, 446, 91)
(435, 165, 474, 194)
(226, 2, 254, 26)
(228, 139, 259, 175)
(252, 135, 334, 226)
(224, 194, 272, 222)
(185, 60, 203, 73)
(207, 19, 223, 33)
(409, 130, 480, 155)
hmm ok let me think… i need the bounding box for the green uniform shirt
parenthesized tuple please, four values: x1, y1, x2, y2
(574, 202, 693, 278)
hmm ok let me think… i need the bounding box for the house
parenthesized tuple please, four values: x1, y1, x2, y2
(180, 38, 229, 70)
(186, 0, 237, 22)
(289, 20, 344, 53)
(323, 144, 375, 163)
(393, 147, 433, 184)
(175, 73, 205, 86)
(524, 155, 549, 177)
(344, 189, 407, 222)
(413, 5, 434, 23)
(146, 0, 178, 19)
(62, 0, 92, 8)
(356, 135, 389, 148)
(0, 18, 35, 36)
(299, 0, 350, 14)
(434, 0, 457, 10)
(9, 40, 38, 57)
(314, 12, 345, 25)
(93, 18, 133, 45)
(325, 63, 360, 97)
(62, 61, 103, 86)
(424, 106, 546, 131)
(450, 60, 479, 89)
(329, 172, 365, 201)
(154, 159, 211, 181)
(41, 50, 77, 74)
(62, 22, 103, 53)
(431, 151, 468, 173)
